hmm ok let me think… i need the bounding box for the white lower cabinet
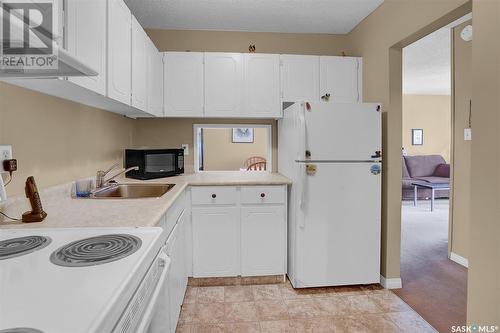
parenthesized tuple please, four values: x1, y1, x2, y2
(168, 210, 189, 332)
(192, 206, 240, 277)
(191, 185, 287, 278)
(241, 205, 286, 276)
(149, 194, 188, 333)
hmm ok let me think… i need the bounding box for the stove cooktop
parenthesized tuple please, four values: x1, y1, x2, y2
(0, 227, 164, 333)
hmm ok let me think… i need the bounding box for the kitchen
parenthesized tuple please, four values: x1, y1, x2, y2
(0, 1, 498, 333)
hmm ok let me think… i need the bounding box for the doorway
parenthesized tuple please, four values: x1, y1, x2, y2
(394, 15, 470, 333)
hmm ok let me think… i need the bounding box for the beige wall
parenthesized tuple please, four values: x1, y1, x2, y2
(203, 128, 268, 171)
(347, 0, 471, 280)
(146, 29, 350, 56)
(450, 20, 472, 262)
(0, 82, 134, 196)
(134, 118, 277, 173)
(467, 0, 500, 324)
(402, 94, 451, 161)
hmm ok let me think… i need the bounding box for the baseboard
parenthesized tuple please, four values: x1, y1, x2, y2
(380, 275, 402, 289)
(449, 252, 469, 268)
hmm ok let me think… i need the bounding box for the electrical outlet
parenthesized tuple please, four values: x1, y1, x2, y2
(181, 144, 189, 156)
(0, 145, 12, 172)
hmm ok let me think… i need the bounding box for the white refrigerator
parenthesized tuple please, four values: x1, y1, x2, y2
(278, 102, 382, 288)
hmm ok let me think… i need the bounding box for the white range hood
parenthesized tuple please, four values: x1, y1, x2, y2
(0, 47, 98, 78)
(0, 1, 98, 78)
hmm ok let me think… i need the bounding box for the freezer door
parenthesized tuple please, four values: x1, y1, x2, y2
(294, 162, 381, 287)
(301, 102, 381, 161)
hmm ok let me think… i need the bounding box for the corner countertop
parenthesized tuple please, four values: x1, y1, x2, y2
(0, 172, 291, 230)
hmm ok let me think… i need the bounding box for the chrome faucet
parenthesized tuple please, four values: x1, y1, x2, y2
(96, 163, 139, 189)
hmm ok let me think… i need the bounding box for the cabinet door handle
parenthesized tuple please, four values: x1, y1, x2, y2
(211, 194, 217, 199)
(260, 193, 266, 198)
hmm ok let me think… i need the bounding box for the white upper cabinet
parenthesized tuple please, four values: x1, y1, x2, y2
(147, 40, 163, 117)
(319, 56, 362, 103)
(107, 0, 132, 105)
(65, 0, 106, 95)
(164, 52, 204, 117)
(204, 53, 243, 117)
(243, 54, 281, 118)
(131, 16, 148, 111)
(280, 55, 319, 102)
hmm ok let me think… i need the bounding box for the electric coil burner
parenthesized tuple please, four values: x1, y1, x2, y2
(50, 234, 142, 267)
(0, 329, 43, 333)
(0, 236, 52, 260)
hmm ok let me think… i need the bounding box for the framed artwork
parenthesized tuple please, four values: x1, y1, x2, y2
(232, 128, 254, 143)
(412, 129, 423, 145)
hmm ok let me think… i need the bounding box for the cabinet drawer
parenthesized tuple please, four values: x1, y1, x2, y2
(191, 186, 237, 205)
(240, 186, 285, 205)
(160, 193, 186, 236)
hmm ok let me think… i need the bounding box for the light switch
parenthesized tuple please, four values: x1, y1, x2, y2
(464, 128, 472, 141)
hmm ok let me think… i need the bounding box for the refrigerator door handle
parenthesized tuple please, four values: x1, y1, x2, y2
(298, 102, 307, 161)
(298, 163, 308, 229)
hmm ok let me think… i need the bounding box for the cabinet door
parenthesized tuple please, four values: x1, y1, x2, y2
(131, 16, 148, 111)
(204, 53, 243, 117)
(66, 0, 106, 95)
(319, 56, 361, 103)
(280, 55, 319, 102)
(192, 206, 239, 277)
(241, 206, 286, 276)
(107, 0, 131, 105)
(147, 41, 163, 117)
(243, 54, 281, 118)
(164, 52, 204, 117)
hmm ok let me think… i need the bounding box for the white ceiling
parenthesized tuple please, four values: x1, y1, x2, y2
(403, 28, 451, 95)
(124, 0, 384, 34)
(403, 14, 472, 96)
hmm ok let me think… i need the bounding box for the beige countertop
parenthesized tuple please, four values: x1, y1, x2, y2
(0, 172, 291, 230)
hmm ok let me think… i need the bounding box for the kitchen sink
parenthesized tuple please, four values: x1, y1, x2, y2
(92, 183, 175, 199)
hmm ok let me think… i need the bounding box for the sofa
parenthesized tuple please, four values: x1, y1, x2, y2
(402, 155, 450, 200)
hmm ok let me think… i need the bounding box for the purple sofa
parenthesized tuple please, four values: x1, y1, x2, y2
(402, 155, 450, 200)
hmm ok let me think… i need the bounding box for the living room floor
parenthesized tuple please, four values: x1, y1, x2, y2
(394, 199, 468, 333)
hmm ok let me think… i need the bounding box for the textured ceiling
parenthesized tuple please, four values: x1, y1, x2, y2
(124, 0, 384, 34)
(403, 27, 451, 95)
(403, 14, 472, 95)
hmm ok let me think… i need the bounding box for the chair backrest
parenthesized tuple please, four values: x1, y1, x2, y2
(243, 156, 266, 169)
(247, 161, 267, 171)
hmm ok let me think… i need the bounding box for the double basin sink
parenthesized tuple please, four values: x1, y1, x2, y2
(91, 183, 175, 199)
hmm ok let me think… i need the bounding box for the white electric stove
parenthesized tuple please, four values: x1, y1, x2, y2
(0, 227, 168, 333)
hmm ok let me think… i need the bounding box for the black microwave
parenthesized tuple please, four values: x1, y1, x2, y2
(125, 149, 184, 180)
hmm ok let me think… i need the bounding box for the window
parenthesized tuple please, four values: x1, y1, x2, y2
(194, 124, 272, 172)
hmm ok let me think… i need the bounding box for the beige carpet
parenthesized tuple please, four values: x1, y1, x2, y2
(394, 199, 467, 333)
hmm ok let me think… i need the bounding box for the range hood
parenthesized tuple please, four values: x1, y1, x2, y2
(0, 48, 98, 78)
(0, 3, 98, 78)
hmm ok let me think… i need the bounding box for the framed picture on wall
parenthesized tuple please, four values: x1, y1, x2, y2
(232, 128, 254, 143)
(412, 129, 423, 145)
